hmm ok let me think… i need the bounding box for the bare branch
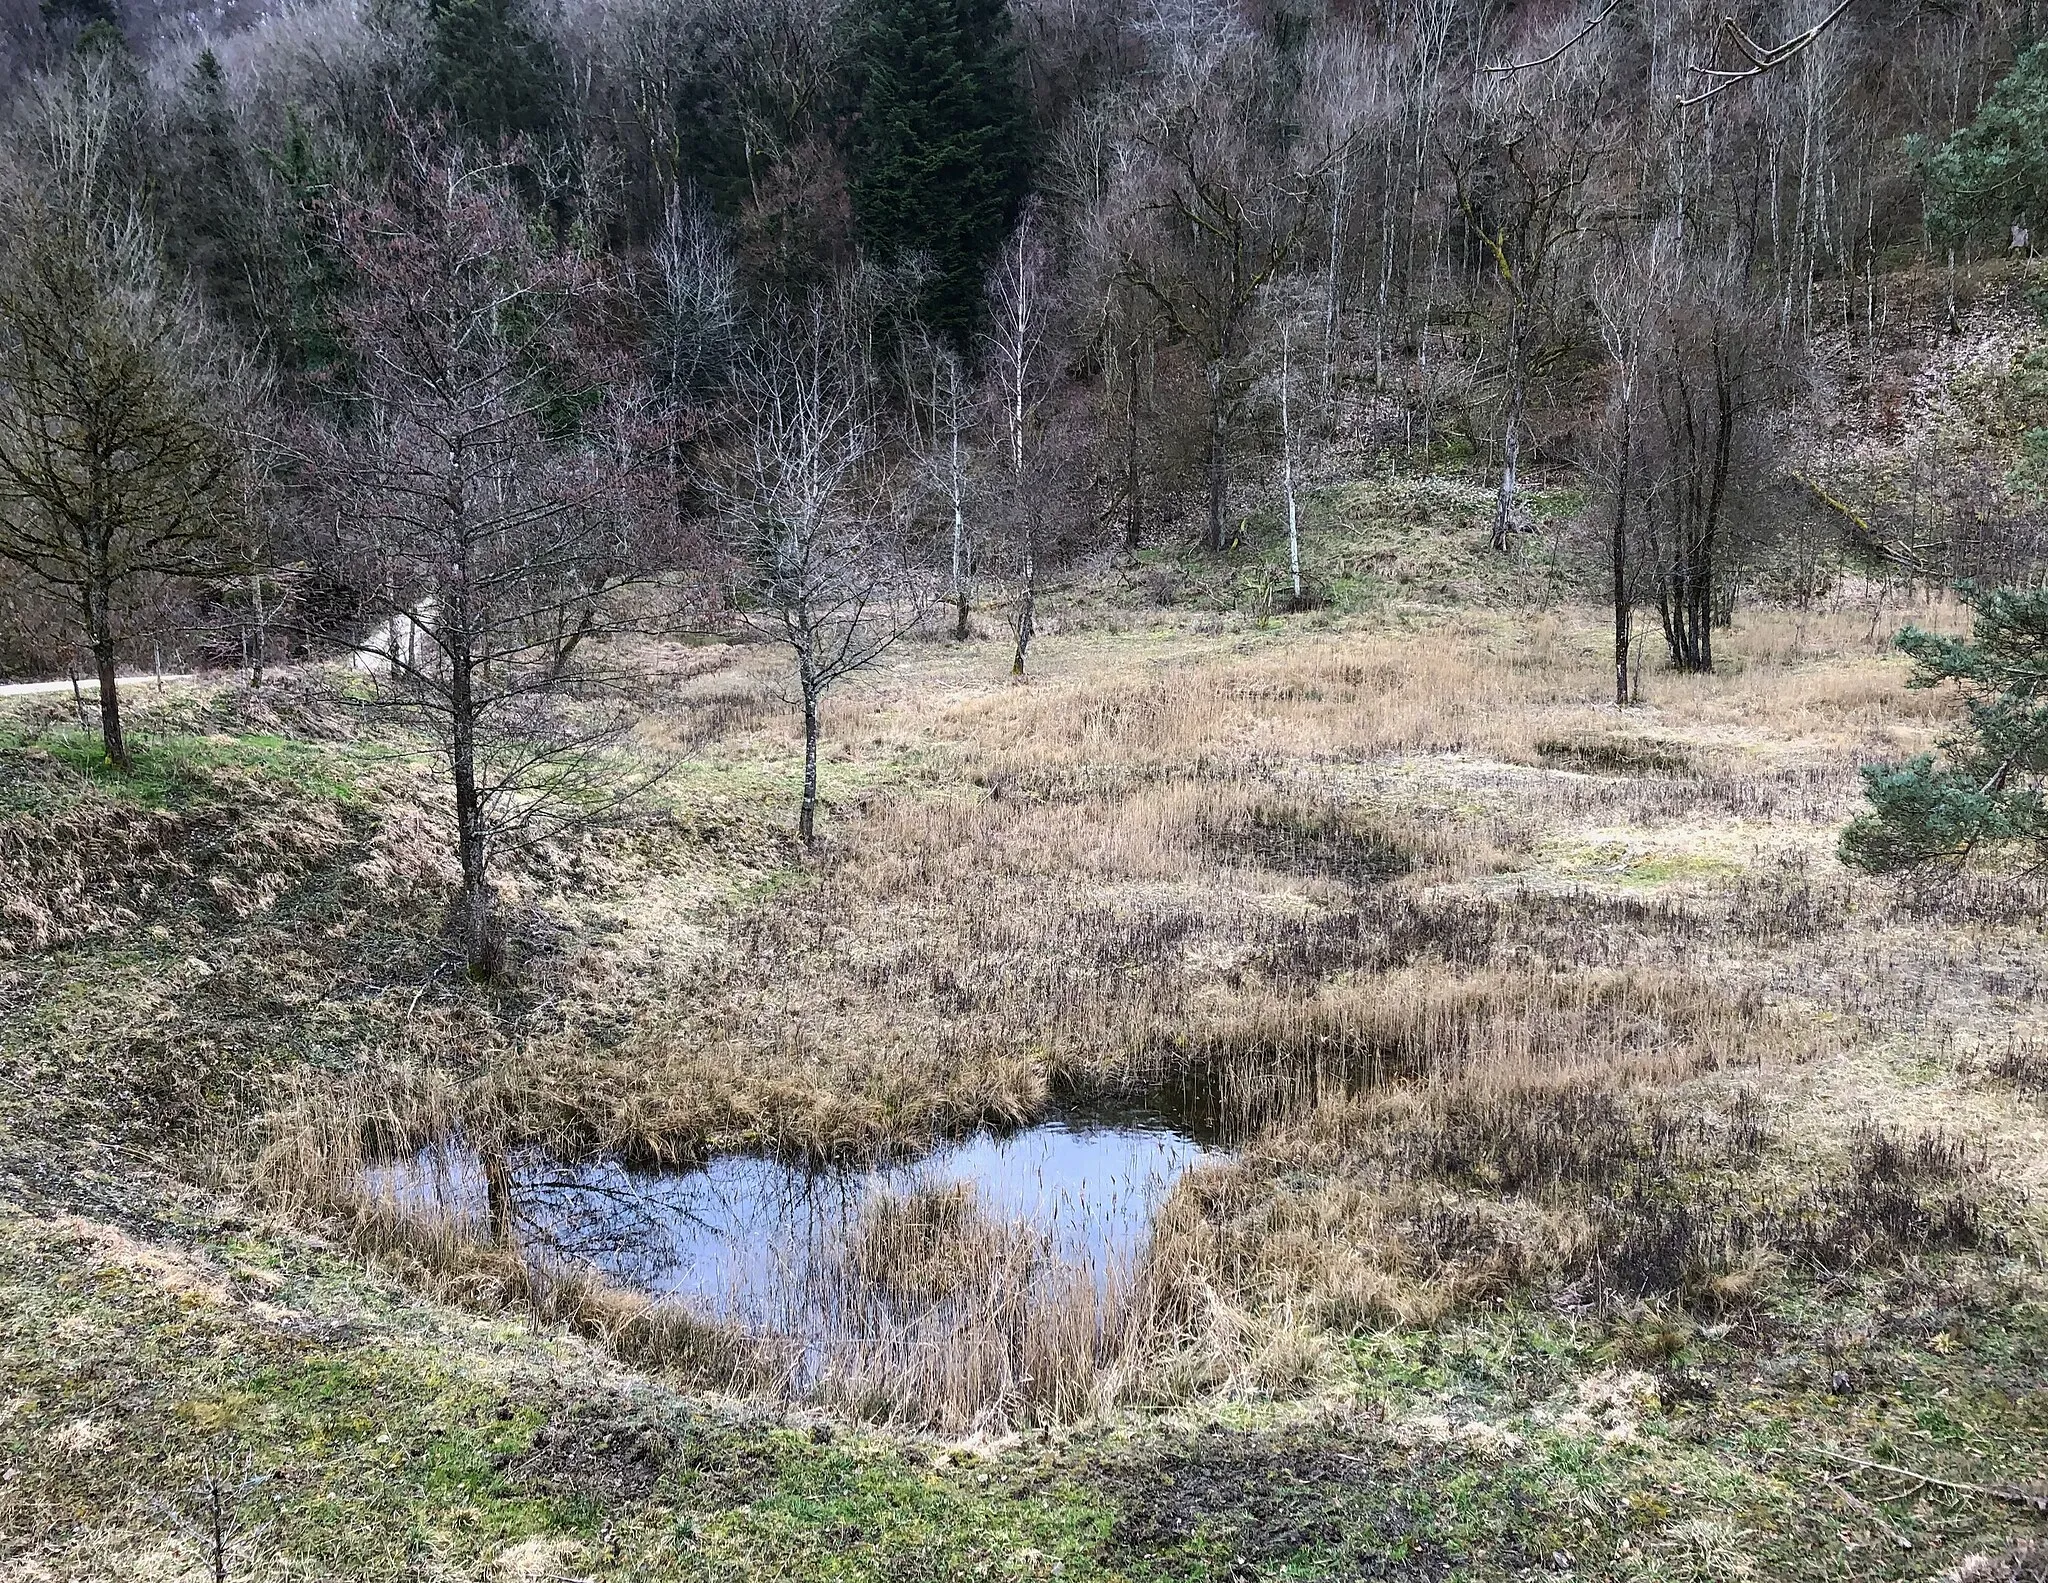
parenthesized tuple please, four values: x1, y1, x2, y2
(1678, 0, 1860, 106)
(1483, 2, 1619, 75)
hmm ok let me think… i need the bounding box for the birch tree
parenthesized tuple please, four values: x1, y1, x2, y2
(650, 187, 739, 516)
(718, 277, 928, 843)
(1278, 321, 1303, 611)
(900, 328, 978, 642)
(984, 204, 1061, 676)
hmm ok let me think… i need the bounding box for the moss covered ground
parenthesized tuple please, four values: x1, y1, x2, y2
(3, 1181, 2041, 1580)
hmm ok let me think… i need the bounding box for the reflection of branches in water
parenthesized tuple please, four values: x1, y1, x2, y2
(502, 1156, 730, 1287)
(377, 1132, 1170, 1419)
(382, 1124, 1201, 1382)
(498, 1152, 894, 1294)
(509, 1176, 692, 1281)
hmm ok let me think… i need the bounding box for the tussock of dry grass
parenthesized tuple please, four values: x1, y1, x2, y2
(808, 1256, 1156, 1430)
(1148, 1084, 2009, 1342)
(842, 1182, 1041, 1301)
(808, 1184, 1154, 1428)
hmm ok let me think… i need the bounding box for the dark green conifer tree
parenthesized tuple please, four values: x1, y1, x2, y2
(1843, 589, 2048, 875)
(1846, 49, 2048, 879)
(848, 0, 1029, 346)
(38, 0, 120, 54)
(1920, 43, 2048, 499)
(426, 0, 564, 145)
(160, 50, 274, 342)
(261, 112, 350, 374)
(1920, 40, 2048, 247)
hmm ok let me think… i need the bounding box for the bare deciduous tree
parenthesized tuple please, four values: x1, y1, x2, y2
(901, 327, 978, 643)
(0, 64, 236, 770)
(1113, 34, 1328, 552)
(318, 132, 661, 975)
(1447, 47, 1610, 551)
(1592, 231, 1668, 706)
(716, 276, 927, 843)
(651, 186, 739, 508)
(984, 204, 1062, 677)
(1636, 246, 1780, 673)
(213, 367, 302, 690)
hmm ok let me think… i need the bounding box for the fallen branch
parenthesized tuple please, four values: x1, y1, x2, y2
(1805, 1445, 2048, 1512)
(1820, 1470, 1914, 1549)
(1792, 471, 1934, 577)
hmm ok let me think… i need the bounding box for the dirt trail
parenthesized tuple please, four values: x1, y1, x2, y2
(0, 674, 195, 698)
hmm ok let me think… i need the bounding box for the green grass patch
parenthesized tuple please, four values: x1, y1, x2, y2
(12, 724, 365, 808)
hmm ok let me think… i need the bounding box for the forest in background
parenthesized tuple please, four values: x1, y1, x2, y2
(0, 0, 2045, 865)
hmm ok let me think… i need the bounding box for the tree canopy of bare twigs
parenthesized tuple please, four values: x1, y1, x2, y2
(4, 0, 2045, 712)
(0, 62, 240, 771)
(1111, 30, 1333, 553)
(314, 129, 672, 976)
(713, 273, 931, 845)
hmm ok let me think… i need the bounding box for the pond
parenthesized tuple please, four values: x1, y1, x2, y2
(361, 1100, 1233, 1350)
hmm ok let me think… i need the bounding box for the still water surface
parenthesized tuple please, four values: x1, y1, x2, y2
(364, 1105, 1230, 1338)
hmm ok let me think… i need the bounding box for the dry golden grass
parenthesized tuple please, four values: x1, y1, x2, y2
(806, 1256, 1155, 1430)
(805, 1184, 1154, 1428)
(246, 590, 2046, 1427)
(841, 1182, 1042, 1301)
(551, 602, 1909, 1162)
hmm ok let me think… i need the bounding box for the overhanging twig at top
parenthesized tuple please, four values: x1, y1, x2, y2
(1483, 1, 1619, 75)
(1679, 0, 1861, 105)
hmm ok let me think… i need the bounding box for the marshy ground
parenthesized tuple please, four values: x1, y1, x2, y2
(2, 506, 2045, 1580)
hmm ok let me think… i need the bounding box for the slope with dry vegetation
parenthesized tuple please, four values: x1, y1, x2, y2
(2, 535, 2046, 1579)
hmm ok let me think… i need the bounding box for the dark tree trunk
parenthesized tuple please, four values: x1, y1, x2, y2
(799, 683, 820, 845)
(207, 1473, 229, 1583)
(1660, 544, 1717, 672)
(1204, 362, 1228, 552)
(449, 632, 498, 977)
(1612, 506, 1631, 706)
(1124, 338, 1143, 553)
(92, 640, 127, 772)
(482, 1142, 516, 1248)
(1654, 352, 1738, 677)
(1612, 399, 1633, 707)
(86, 580, 128, 771)
(250, 570, 269, 690)
(954, 587, 970, 642)
(548, 604, 597, 681)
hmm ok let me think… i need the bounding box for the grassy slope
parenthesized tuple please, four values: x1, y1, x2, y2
(3, 1188, 2041, 1581)
(3, 494, 2047, 1580)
